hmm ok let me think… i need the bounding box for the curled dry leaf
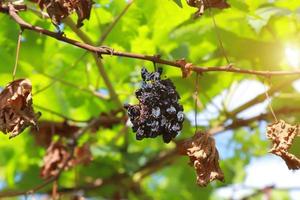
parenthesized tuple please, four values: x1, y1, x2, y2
(41, 142, 92, 179)
(266, 120, 300, 170)
(176, 59, 193, 78)
(186, 0, 230, 17)
(31, 0, 93, 27)
(0, 79, 40, 139)
(40, 142, 71, 179)
(178, 131, 224, 187)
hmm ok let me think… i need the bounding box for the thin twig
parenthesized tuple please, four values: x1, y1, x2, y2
(210, 106, 300, 135)
(3, 4, 300, 77)
(39, 72, 109, 99)
(34, 52, 87, 95)
(52, 180, 58, 200)
(63, 17, 123, 107)
(209, 77, 298, 135)
(34, 105, 88, 123)
(228, 77, 298, 116)
(205, 0, 230, 64)
(97, 0, 135, 44)
(194, 73, 199, 131)
(12, 30, 22, 80)
(264, 83, 278, 122)
(87, 0, 135, 90)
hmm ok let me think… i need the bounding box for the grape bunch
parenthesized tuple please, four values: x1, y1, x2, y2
(124, 67, 184, 143)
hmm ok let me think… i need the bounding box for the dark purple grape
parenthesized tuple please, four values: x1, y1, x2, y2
(162, 133, 172, 143)
(135, 89, 142, 98)
(172, 123, 181, 132)
(166, 106, 176, 115)
(141, 68, 149, 81)
(124, 67, 184, 143)
(177, 111, 184, 122)
(152, 107, 161, 118)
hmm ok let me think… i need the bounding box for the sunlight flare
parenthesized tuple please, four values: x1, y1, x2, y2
(285, 46, 300, 68)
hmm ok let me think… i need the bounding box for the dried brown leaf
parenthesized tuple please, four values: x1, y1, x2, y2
(0, 79, 40, 139)
(186, 0, 230, 17)
(31, 0, 93, 27)
(40, 142, 71, 179)
(75, 0, 93, 27)
(178, 131, 224, 187)
(176, 59, 193, 78)
(40, 142, 93, 179)
(266, 120, 300, 170)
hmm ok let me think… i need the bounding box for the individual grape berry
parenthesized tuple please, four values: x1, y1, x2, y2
(152, 107, 161, 118)
(177, 111, 184, 122)
(166, 106, 176, 115)
(124, 67, 184, 143)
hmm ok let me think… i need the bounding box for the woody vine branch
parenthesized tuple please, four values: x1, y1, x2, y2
(2, 3, 300, 77)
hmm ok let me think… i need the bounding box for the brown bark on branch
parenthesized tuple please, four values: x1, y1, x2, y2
(2, 4, 300, 77)
(228, 77, 298, 116)
(63, 17, 122, 107)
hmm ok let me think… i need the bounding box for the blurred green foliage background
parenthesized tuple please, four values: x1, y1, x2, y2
(0, 0, 300, 199)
